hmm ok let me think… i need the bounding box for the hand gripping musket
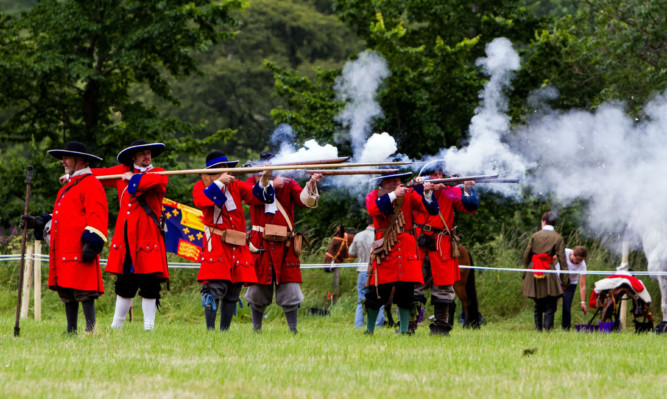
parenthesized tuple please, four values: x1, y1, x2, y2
(95, 161, 410, 181)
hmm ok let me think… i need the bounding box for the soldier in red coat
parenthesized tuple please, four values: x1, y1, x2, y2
(244, 153, 323, 333)
(411, 164, 478, 335)
(23, 142, 108, 334)
(364, 172, 438, 335)
(192, 151, 274, 331)
(92, 140, 168, 331)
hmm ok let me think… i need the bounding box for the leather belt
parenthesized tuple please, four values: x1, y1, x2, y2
(415, 223, 446, 234)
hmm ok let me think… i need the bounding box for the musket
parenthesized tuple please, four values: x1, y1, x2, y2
(263, 157, 350, 166)
(14, 166, 33, 337)
(305, 169, 399, 175)
(406, 174, 500, 187)
(473, 178, 520, 184)
(96, 161, 410, 181)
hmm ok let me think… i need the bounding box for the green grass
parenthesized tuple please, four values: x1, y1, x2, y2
(1, 314, 665, 399)
(1, 234, 665, 398)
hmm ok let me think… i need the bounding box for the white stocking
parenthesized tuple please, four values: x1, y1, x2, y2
(111, 296, 133, 329)
(142, 298, 157, 331)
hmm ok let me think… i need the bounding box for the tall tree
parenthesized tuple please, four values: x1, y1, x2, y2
(0, 0, 245, 226)
(269, 0, 547, 158)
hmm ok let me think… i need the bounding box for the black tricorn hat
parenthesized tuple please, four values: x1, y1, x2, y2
(47, 141, 103, 163)
(369, 171, 413, 185)
(117, 140, 165, 165)
(259, 152, 275, 162)
(205, 151, 239, 169)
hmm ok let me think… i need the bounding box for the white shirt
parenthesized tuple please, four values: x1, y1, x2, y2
(555, 248, 587, 285)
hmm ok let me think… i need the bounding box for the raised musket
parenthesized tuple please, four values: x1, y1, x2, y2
(472, 178, 520, 184)
(406, 174, 500, 187)
(305, 169, 400, 175)
(95, 161, 411, 181)
(200, 157, 352, 185)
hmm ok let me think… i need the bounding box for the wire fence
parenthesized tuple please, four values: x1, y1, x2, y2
(2, 253, 666, 276)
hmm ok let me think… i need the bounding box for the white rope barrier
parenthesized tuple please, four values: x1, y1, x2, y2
(2, 254, 667, 276)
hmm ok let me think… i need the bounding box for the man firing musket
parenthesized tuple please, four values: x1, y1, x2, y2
(363, 171, 438, 335)
(193, 151, 275, 331)
(243, 152, 324, 334)
(409, 163, 480, 335)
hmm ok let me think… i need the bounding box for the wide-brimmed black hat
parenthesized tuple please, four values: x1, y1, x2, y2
(205, 151, 239, 169)
(419, 160, 446, 176)
(369, 171, 412, 185)
(47, 141, 103, 163)
(117, 140, 165, 165)
(259, 152, 275, 162)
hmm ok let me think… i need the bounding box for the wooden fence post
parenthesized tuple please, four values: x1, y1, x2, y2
(619, 241, 630, 331)
(20, 244, 33, 319)
(33, 240, 42, 320)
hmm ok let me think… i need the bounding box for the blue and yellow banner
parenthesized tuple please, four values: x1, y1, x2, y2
(162, 198, 204, 262)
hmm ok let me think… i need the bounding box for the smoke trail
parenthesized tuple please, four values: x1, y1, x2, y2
(428, 38, 528, 197)
(334, 50, 390, 160)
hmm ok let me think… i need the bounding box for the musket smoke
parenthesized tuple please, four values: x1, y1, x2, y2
(269, 124, 339, 165)
(334, 50, 390, 161)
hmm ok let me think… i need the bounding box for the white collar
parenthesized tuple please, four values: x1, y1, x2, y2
(134, 164, 154, 173)
(71, 167, 91, 177)
(542, 225, 554, 231)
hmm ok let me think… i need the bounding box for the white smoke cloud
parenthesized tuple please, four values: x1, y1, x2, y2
(334, 50, 390, 161)
(358, 132, 398, 163)
(516, 92, 667, 251)
(268, 124, 339, 165)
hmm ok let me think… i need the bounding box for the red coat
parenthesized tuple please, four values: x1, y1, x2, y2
(366, 188, 434, 285)
(246, 176, 313, 285)
(192, 179, 266, 284)
(415, 186, 477, 286)
(92, 165, 169, 279)
(48, 171, 108, 293)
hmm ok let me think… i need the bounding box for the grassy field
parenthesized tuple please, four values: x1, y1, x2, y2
(1, 235, 665, 398)
(1, 313, 665, 399)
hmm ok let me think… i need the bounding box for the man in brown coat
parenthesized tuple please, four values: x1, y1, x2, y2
(521, 211, 570, 331)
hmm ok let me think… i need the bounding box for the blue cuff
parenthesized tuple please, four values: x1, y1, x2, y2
(462, 189, 479, 212)
(422, 194, 439, 215)
(253, 182, 275, 204)
(81, 230, 105, 253)
(127, 174, 143, 195)
(375, 193, 394, 216)
(203, 182, 227, 207)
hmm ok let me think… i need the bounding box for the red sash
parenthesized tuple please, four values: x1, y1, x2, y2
(531, 253, 552, 279)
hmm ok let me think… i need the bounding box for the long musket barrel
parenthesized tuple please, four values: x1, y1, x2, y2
(96, 161, 410, 181)
(406, 174, 500, 187)
(266, 157, 350, 166)
(305, 169, 399, 175)
(473, 178, 520, 184)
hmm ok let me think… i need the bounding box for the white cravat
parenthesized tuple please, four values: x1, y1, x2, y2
(133, 164, 154, 173)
